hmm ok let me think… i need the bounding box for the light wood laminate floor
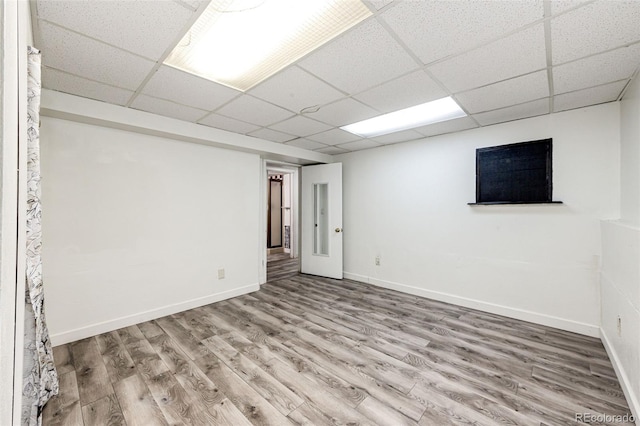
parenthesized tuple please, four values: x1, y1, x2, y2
(43, 273, 633, 425)
(266, 253, 299, 282)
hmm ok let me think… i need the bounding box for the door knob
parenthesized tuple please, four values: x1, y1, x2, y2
(335, 227, 343, 233)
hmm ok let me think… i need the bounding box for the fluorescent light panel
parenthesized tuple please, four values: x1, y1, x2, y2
(165, 0, 372, 92)
(341, 97, 467, 138)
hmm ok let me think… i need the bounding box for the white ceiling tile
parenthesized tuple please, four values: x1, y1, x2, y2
(429, 25, 547, 93)
(381, 1, 544, 65)
(366, 0, 394, 10)
(315, 146, 350, 155)
(336, 139, 382, 152)
(553, 81, 626, 112)
(285, 139, 328, 151)
(36, 0, 195, 60)
(305, 98, 378, 127)
(550, 0, 591, 16)
(174, 0, 205, 10)
(354, 70, 446, 113)
(372, 130, 423, 145)
(198, 113, 261, 134)
(456, 71, 549, 114)
(415, 116, 479, 137)
(298, 19, 419, 94)
(249, 66, 345, 113)
(215, 95, 294, 127)
(473, 98, 549, 126)
(551, 1, 640, 64)
(306, 128, 362, 145)
(38, 21, 156, 90)
(42, 68, 134, 106)
(130, 95, 208, 122)
(142, 66, 241, 112)
(269, 116, 332, 137)
(553, 44, 640, 94)
(33, 0, 632, 131)
(248, 128, 296, 143)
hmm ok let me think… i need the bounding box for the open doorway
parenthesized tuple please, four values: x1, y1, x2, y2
(267, 173, 285, 252)
(262, 163, 300, 283)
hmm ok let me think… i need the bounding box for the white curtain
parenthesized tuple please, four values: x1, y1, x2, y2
(22, 46, 58, 426)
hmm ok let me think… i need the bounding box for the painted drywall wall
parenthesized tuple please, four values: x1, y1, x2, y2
(338, 103, 620, 336)
(620, 78, 640, 227)
(601, 222, 640, 420)
(600, 76, 640, 420)
(40, 116, 261, 345)
(41, 90, 332, 166)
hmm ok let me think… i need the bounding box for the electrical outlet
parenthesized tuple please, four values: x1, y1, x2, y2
(218, 268, 225, 280)
(617, 316, 622, 336)
(375, 256, 380, 266)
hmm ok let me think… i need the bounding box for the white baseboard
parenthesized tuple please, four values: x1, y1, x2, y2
(344, 272, 599, 337)
(600, 328, 640, 424)
(51, 283, 259, 346)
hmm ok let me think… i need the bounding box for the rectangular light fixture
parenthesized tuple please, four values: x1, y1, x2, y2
(341, 97, 467, 138)
(165, 0, 372, 92)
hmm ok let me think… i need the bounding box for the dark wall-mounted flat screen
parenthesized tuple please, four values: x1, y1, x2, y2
(475, 138, 553, 204)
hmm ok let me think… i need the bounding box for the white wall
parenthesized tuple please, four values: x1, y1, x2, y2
(41, 90, 332, 166)
(600, 76, 640, 420)
(620, 78, 640, 227)
(40, 116, 261, 345)
(338, 103, 620, 337)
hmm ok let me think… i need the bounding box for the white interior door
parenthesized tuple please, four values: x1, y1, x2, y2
(301, 163, 343, 279)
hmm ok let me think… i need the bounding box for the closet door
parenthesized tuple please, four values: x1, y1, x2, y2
(301, 163, 342, 279)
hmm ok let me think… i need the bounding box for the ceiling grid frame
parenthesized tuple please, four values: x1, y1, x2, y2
(544, 0, 555, 114)
(619, 67, 640, 101)
(124, 0, 213, 108)
(33, 0, 640, 153)
(371, 13, 481, 129)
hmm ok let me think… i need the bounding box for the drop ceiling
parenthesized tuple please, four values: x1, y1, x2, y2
(34, 0, 640, 154)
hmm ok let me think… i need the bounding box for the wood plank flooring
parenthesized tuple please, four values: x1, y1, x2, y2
(266, 253, 299, 282)
(43, 268, 633, 425)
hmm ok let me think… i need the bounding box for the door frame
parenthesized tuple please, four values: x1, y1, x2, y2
(259, 160, 300, 284)
(1, 1, 30, 423)
(266, 175, 283, 249)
